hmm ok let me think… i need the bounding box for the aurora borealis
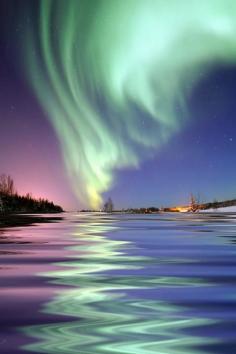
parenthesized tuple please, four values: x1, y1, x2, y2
(0, 0, 236, 354)
(2, 3, 236, 352)
(22, 0, 236, 208)
(1, 0, 236, 209)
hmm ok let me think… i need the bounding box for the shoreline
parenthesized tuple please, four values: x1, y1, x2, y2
(0, 214, 63, 229)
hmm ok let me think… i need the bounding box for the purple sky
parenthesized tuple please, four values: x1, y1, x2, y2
(0, 1, 236, 210)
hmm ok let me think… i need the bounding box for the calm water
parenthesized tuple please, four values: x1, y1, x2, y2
(1, 212, 236, 354)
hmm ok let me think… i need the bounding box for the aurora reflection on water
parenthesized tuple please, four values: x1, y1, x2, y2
(1, 213, 236, 353)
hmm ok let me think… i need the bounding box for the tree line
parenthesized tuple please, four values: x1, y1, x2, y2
(0, 174, 63, 214)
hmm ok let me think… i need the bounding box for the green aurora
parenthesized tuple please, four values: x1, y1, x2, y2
(24, 0, 236, 208)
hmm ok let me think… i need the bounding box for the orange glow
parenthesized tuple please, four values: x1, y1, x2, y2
(170, 206, 190, 213)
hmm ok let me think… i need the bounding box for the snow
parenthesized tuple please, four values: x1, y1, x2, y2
(201, 205, 236, 213)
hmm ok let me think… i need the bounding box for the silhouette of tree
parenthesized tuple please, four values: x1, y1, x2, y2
(0, 174, 16, 195)
(103, 197, 114, 213)
(0, 195, 4, 213)
(189, 193, 199, 212)
(0, 173, 62, 213)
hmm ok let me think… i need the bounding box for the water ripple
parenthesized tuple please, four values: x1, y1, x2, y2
(19, 213, 236, 354)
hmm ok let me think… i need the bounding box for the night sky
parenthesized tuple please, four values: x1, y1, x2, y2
(0, 1, 236, 210)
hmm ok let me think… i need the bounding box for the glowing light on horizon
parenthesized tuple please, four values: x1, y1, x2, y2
(23, 0, 236, 208)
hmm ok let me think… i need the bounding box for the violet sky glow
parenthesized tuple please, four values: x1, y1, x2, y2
(0, 1, 236, 210)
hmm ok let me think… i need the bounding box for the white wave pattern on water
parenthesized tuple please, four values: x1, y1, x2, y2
(19, 213, 236, 354)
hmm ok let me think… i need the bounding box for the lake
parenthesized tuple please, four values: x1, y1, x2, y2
(1, 212, 236, 354)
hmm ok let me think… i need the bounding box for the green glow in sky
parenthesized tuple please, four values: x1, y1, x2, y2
(24, 0, 236, 207)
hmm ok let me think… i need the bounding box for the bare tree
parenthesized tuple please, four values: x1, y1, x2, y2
(189, 193, 199, 212)
(103, 197, 114, 213)
(0, 174, 16, 195)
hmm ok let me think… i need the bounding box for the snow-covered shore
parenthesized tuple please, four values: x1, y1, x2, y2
(201, 206, 236, 213)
